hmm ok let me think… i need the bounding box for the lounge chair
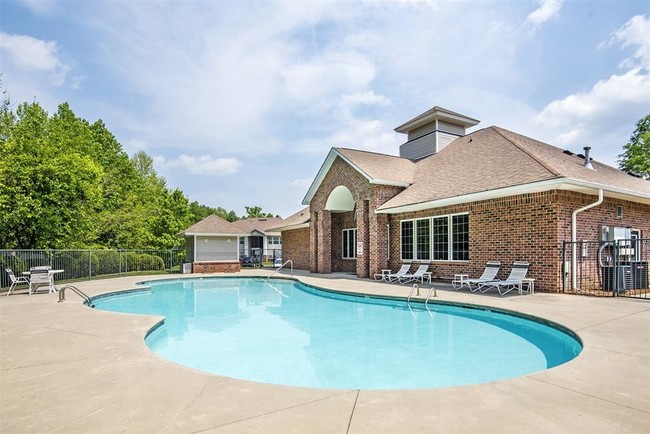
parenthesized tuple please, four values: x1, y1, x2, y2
(382, 264, 411, 283)
(5, 268, 29, 296)
(28, 268, 52, 295)
(478, 261, 529, 295)
(399, 263, 432, 284)
(452, 261, 501, 292)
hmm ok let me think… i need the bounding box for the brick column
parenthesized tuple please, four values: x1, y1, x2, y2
(356, 200, 370, 278)
(369, 212, 389, 276)
(317, 210, 332, 273)
(310, 211, 318, 273)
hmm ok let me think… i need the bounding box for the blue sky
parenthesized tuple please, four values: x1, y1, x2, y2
(2, 0, 649, 218)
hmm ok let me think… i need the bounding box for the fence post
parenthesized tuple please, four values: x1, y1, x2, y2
(613, 240, 619, 296)
(89, 250, 92, 279)
(561, 242, 566, 293)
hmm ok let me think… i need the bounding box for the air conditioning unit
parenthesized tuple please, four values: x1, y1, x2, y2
(182, 263, 192, 274)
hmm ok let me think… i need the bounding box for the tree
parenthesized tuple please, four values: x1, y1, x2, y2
(189, 202, 239, 223)
(618, 115, 650, 179)
(243, 205, 274, 219)
(0, 102, 102, 248)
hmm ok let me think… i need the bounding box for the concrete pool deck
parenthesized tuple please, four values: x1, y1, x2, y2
(1, 270, 649, 433)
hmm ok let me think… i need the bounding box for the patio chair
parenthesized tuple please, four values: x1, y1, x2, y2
(452, 261, 501, 292)
(28, 268, 52, 295)
(478, 261, 529, 296)
(384, 264, 412, 283)
(398, 263, 431, 284)
(5, 268, 29, 296)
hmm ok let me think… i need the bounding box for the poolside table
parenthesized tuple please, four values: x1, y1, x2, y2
(22, 269, 64, 294)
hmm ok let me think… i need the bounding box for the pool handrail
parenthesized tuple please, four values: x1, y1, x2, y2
(267, 260, 293, 281)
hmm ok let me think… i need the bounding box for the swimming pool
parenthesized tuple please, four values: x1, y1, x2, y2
(93, 277, 582, 390)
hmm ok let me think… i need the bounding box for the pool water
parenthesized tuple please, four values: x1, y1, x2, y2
(93, 277, 582, 390)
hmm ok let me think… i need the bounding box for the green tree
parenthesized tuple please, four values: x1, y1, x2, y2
(243, 205, 274, 219)
(618, 115, 650, 179)
(0, 102, 102, 248)
(189, 202, 239, 223)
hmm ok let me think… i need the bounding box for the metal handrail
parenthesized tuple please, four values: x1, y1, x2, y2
(267, 260, 293, 281)
(425, 286, 437, 305)
(407, 283, 419, 304)
(58, 285, 95, 308)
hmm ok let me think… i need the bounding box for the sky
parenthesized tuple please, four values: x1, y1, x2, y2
(2, 0, 649, 218)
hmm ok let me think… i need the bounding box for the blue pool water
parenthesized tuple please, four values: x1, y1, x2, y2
(93, 277, 582, 390)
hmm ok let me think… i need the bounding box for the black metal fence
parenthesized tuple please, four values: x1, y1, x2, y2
(1, 249, 185, 289)
(562, 239, 649, 299)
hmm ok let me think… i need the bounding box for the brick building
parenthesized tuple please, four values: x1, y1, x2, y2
(276, 106, 650, 293)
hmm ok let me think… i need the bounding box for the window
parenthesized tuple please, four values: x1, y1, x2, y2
(432, 217, 448, 260)
(401, 213, 469, 261)
(452, 214, 469, 260)
(267, 236, 281, 245)
(415, 218, 431, 260)
(342, 228, 357, 259)
(400, 221, 414, 260)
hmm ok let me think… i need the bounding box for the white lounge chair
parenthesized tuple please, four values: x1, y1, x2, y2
(5, 268, 29, 296)
(399, 263, 431, 284)
(383, 264, 411, 283)
(478, 261, 529, 295)
(453, 261, 501, 292)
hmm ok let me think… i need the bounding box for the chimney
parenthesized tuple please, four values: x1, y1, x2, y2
(395, 106, 480, 160)
(583, 146, 594, 170)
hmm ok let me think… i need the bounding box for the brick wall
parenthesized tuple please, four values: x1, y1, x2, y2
(385, 191, 561, 291)
(192, 262, 240, 273)
(281, 227, 311, 270)
(308, 156, 406, 277)
(297, 152, 650, 292)
(385, 190, 650, 293)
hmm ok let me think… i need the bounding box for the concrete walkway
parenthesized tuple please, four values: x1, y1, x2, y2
(1, 270, 649, 433)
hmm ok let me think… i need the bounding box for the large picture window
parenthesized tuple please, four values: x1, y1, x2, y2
(342, 228, 357, 259)
(401, 213, 469, 261)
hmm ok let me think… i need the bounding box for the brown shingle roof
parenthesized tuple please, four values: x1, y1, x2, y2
(377, 126, 650, 211)
(232, 217, 284, 235)
(335, 148, 415, 185)
(179, 214, 248, 236)
(269, 207, 311, 231)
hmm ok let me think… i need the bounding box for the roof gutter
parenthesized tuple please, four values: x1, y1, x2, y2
(571, 189, 603, 292)
(375, 177, 650, 214)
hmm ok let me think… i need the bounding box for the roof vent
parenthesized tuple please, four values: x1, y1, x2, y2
(563, 149, 574, 156)
(583, 146, 594, 170)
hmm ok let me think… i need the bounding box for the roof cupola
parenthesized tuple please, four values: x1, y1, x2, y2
(395, 106, 479, 160)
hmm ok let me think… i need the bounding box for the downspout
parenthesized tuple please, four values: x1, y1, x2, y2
(572, 189, 603, 291)
(387, 224, 390, 260)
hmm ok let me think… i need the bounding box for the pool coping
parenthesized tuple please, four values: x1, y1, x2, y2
(1, 269, 649, 432)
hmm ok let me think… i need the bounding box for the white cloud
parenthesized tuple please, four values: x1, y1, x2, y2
(291, 178, 313, 188)
(18, 0, 60, 15)
(603, 14, 650, 69)
(156, 155, 242, 176)
(526, 0, 563, 26)
(0, 33, 70, 87)
(340, 91, 391, 108)
(0, 33, 66, 72)
(281, 51, 376, 104)
(534, 15, 650, 166)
